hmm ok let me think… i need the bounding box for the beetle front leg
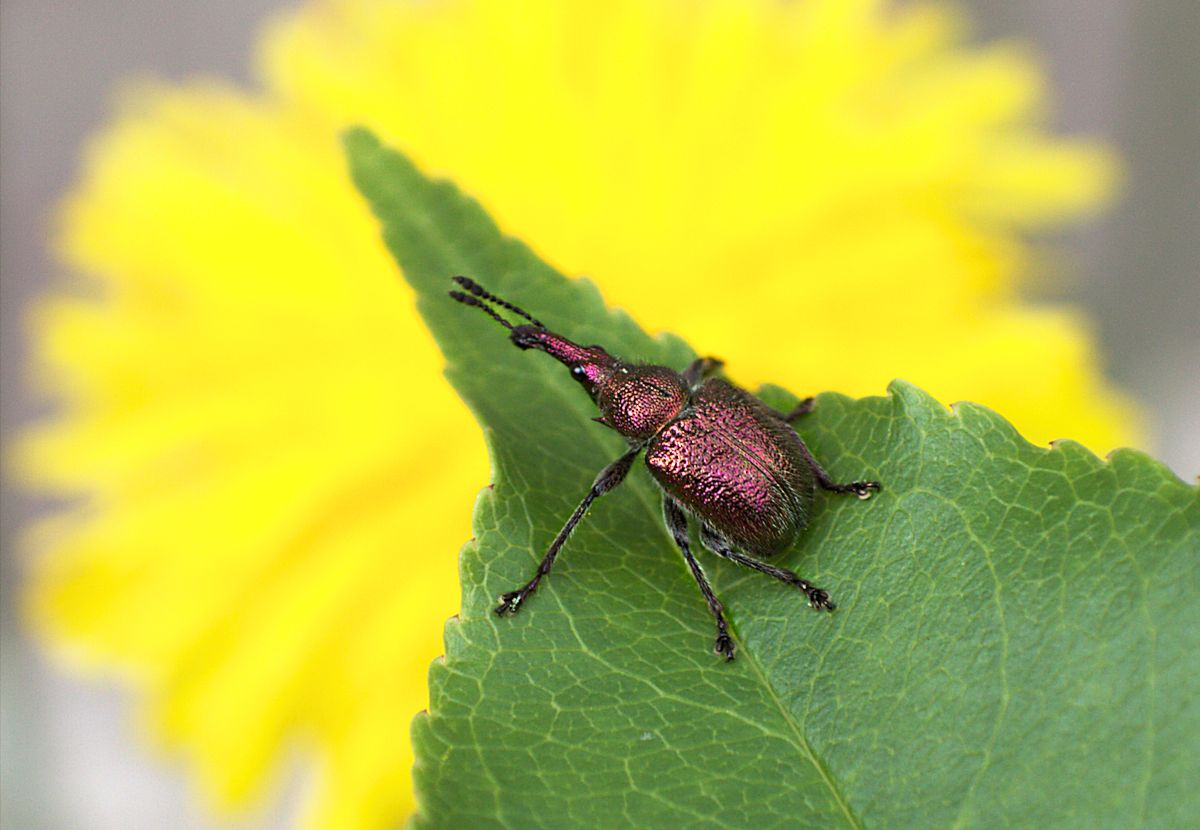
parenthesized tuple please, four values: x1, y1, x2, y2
(495, 446, 640, 616)
(699, 525, 836, 611)
(662, 497, 736, 661)
(781, 397, 814, 422)
(681, 356, 724, 388)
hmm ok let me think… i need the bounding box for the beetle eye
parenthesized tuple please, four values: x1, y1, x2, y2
(571, 365, 586, 378)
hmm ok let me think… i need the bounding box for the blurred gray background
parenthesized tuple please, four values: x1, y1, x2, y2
(2, 1, 1197, 828)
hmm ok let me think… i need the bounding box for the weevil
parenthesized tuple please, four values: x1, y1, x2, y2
(449, 276, 880, 661)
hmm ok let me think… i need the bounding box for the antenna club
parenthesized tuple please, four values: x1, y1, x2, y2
(452, 275, 484, 295)
(449, 287, 516, 330)
(447, 276, 546, 330)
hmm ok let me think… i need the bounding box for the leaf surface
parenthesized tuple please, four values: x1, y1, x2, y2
(345, 128, 1200, 830)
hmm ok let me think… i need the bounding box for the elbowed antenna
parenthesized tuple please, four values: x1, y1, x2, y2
(449, 276, 546, 330)
(449, 275, 615, 379)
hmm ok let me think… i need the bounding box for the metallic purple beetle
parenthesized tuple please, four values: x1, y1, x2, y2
(450, 276, 880, 661)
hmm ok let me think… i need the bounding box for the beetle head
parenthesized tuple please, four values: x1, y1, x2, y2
(510, 325, 618, 397)
(449, 276, 618, 399)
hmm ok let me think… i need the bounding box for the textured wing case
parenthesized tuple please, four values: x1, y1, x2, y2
(645, 379, 816, 556)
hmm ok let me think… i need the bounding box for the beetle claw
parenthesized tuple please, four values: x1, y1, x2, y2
(714, 633, 737, 661)
(851, 480, 881, 499)
(807, 587, 836, 611)
(494, 591, 525, 616)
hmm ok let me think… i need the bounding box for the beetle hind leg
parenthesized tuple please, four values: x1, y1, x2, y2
(699, 525, 836, 611)
(681, 356, 724, 388)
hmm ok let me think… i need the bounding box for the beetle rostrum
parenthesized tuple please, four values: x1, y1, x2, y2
(449, 276, 881, 661)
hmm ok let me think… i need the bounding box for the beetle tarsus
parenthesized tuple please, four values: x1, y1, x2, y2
(714, 633, 736, 662)
(806, 586, 836, 611)
(812, 478, 881, 498)
(494, 590, 526, 616)
(848, 480, 881, 499)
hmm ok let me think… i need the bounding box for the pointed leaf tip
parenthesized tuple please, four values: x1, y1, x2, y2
(346, 135, 1200, 830)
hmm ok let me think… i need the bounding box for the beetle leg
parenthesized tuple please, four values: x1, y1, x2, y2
(681, 356, 724, 388)
(781, 397, 815, 422)
(776, 399, 881, 498)
(792, 436, 881, 500)
(699, 525, 836, 611)
(495, 446, 641, 616)
(662, 497, 736, 661)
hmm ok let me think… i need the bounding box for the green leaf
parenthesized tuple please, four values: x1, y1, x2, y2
(345, 128, 1200, 830)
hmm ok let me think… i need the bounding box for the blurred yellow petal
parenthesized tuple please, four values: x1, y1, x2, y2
(23, 82, 472, 824)
(20, 1, 1141, 829)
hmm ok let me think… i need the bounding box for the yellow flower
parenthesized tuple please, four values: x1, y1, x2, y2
(20, 0, 1139, 827)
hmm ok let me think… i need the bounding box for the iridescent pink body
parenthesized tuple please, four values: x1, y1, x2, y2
(514, 325, 816, 555)
(450, 277, 879, 661)
(646, 379, 816, 556)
